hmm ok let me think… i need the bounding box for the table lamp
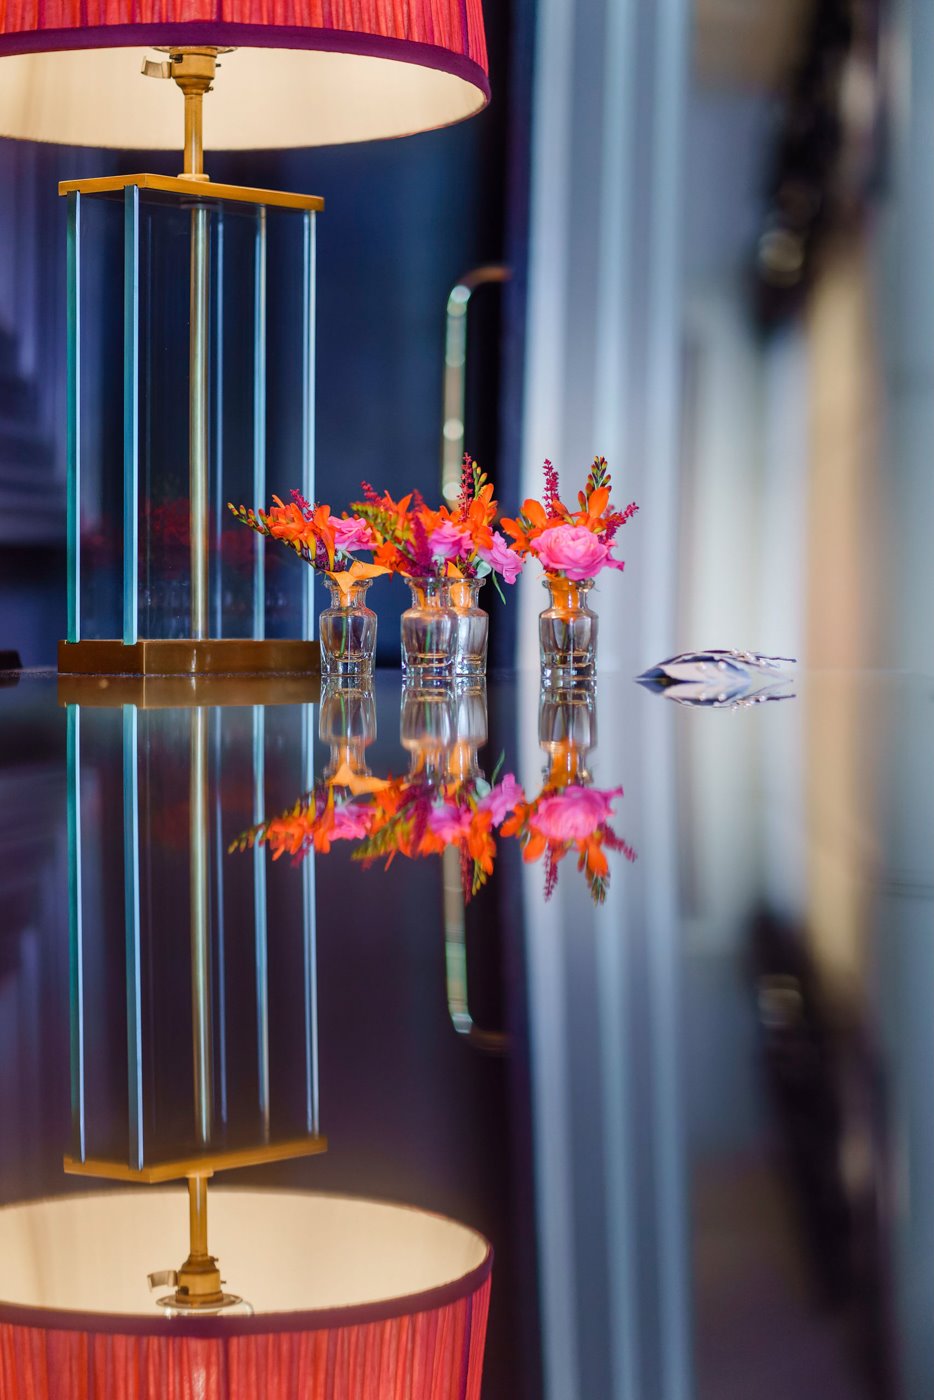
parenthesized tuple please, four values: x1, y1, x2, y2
(0, 1189, 492, 1398)
(0, 6, 489, 679)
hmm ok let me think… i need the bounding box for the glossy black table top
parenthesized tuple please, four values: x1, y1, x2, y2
(0, 666, 928, 1398)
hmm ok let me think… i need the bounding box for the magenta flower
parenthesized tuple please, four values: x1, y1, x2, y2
(531, 523, 625, 581)
(428, 520, 474, 562)
(329, 804, 375, 841)
(479, 773, 525, 826)
(530, 786, 623, 842)
(478, 531, 524, 584)
(332, 516, 376, 554)
(428, 802, 473, 842)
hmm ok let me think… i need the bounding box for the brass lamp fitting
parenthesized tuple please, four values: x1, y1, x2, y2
(150, 1173, 242, 1312)
(141, 46, 233, 181)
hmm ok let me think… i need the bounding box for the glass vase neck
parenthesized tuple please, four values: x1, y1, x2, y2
(406, 577, 450, 608)
(542, 575, 594, 611)
(449, 576, 485, 611)
(325, 579, 373, 609)
(446, 740, 483, 782)
(543, 740, 591, 785)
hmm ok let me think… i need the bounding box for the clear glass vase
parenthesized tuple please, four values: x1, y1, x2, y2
(400, 578, 457, 678)
(319, 580, 377, 678)
(539, 576, 598, 683)
(449, 577, 489, 676)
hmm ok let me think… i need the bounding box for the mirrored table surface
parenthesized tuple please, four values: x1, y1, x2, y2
(0, 665, 928, 1399)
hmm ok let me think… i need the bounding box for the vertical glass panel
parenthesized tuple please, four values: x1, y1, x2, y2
(67, 705, 136, 1163)
(212, 203, 263, 639)
(77, 195, 124, 642)
(66, 195, 80, 643)
(138, 197, 201, 640)
(265, 206, 316, 642)
(123, 189, 139, 646)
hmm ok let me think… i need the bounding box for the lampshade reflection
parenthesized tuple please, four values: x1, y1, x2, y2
(0, 1190, 492, 1400)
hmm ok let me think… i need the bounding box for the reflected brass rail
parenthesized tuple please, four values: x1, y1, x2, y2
(443, 847, 509, 1055)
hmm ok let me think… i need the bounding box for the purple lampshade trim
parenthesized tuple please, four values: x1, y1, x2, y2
(0, 1247, 492, 1339)
(0, 22, 490, 101)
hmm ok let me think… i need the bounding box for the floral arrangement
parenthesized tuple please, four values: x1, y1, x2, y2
(501, 456, 638, 582)
(353, 767, 524, 899)
(229, 786, 379, 863)
(228, 490, 388, 600)
(502, 783, 636, 904)
(350, 456, 523, 598)
(231, 764, 525, 902)
(228, 455, 523, 603)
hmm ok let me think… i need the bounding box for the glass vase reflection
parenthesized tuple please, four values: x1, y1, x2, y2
(447, 681, 487, 782)
(319, 579, 377, 678)
(450, 577, 489, 677)
(320, 679, 378, 792)
(539, 682, 596, 784)
(539, 577, 598, 683)
(400, 682, 456, 776)
(401, 579, 457, 679)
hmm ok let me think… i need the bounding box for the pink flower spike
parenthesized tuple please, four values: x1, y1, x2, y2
(332, 516, 376, 554)
(478, 531, 524, 584)
(479, 773, 525, 826)
(428, 520, 474, 562)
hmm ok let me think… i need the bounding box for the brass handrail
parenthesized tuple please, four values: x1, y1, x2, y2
(441, 265, 511, 501)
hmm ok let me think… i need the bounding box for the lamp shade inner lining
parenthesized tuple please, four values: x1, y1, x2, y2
(0, 45, 488, 149)
(0, 1190, 491, 1319)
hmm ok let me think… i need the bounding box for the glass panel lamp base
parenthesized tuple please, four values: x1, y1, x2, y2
(58, 638, 320, 677)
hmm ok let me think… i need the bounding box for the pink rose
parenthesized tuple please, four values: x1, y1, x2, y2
(428, 803, 472, 842)
(330, 804, 374, 841)
(530, 786, 623, 842)
(478, 531, 523, 585)
(531, 524, 624, 582)
(428, 520, 474, 562)
(479, 773, 525, 826)
(332, 516, 376, 553)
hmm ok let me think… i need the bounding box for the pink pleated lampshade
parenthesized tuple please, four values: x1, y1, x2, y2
(0, 0, 488, 148)
(0, 1189, 493, 1400)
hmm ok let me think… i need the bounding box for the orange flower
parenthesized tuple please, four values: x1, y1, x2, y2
(324, 559, 390, 602)
(580, 484, 610, 525)
(579, 836, 608, 878)
(467, 812, 496, 875)
(264, 496, 336, 567)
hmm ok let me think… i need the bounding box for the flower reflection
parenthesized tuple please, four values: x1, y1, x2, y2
(503, 785, 634, 903)
(505, 686, 636, 904)
(231, 682, 635, 906)
(352, 765, 521, 899)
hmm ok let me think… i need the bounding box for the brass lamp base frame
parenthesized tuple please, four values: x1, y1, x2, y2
(59, 637, 320, 678)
